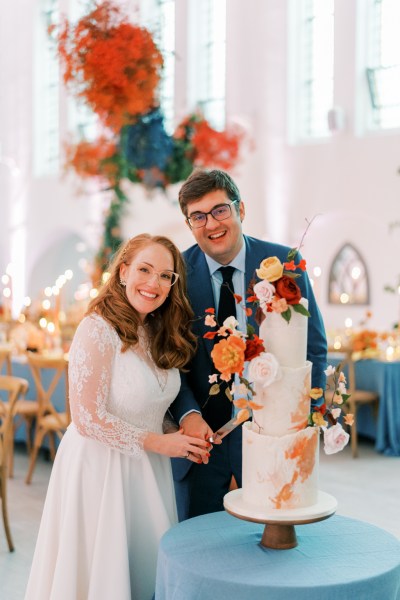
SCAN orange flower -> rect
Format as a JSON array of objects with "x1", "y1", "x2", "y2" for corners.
[
  {"x1": 211, "y1": 335, "x2": 246, "y2": 378},
  {"x1": 344, "y1": 413, "x2": 354, "y2": 426}
]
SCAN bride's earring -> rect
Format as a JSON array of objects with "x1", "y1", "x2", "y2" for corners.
[{"x1": 120, "y1": 279, "x2": 126, "y2": 286}]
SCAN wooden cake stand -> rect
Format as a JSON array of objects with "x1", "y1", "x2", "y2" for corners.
[{"x1": 224, "y1": 489, "x2": 337, "y2": 550}]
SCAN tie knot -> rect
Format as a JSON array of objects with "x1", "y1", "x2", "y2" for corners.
[{"x1": 218, "y1": 266, "x2": 235, "y2": 284}]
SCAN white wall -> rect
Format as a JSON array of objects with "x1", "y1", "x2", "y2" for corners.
[{"x1": 1, "y1": 0, "x2": 400, "y2": 331}]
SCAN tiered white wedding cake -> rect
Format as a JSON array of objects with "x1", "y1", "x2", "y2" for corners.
[{"x1": 242, "y1": 298, "x2": 320, "y2": 512}]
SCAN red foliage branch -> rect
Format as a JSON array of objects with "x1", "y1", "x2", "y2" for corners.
[{"x1": 56, "y1": 1, "x2": 163, "y2": 131}]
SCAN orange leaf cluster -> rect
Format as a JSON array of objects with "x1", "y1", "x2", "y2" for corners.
[
  {"x1": 191, "y1": 119, "x2": 243, "y2": 171},
  {"x1": 58, "y1": 2, "x2": 163, "y2": 131},
  {"x1": 65, "y1": 138, "x2": 117, "y2": 183}
]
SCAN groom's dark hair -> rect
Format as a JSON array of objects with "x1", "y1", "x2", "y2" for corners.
[{"x1": 178, "y1": 169, "x2": 241, "y2": 216}]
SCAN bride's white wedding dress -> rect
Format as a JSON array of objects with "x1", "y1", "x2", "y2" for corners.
[{"x1": 25, "y1": 314, "x2": 180, "y2": 600}]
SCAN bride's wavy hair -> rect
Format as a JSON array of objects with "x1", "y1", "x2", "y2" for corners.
[{"x1": 88, "y1": 234, "x2": 197, "y2": 370}]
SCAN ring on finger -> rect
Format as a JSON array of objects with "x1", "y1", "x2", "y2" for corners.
[{"x1": 185, "y1": 451, "x2": 190, "y2": 459}]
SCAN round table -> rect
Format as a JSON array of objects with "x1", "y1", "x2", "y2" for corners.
[{"x1": 155, "y1": 512, "x2": 400, "y2": 600}]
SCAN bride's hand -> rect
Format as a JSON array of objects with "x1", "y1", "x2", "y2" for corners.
[{"x1": 162, "y1": 429, "x2": 212, "y2": 463}]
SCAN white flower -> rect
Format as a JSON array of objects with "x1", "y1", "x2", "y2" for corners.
[
  {"x1": 338, "y1": 381, "x2": 347, "y2": 395},
  {"x1": 253, "y1": 279, "x2": 275, "y2": 304},
  {"x1": 222, "y1": 316, "x2": 239, "y2": 331},
  {"x1": 249, "y1": 352, "x2": 280, "y2": 388},
  {"x1": 231, "y1": 383, "x2": 248, "y2": 396},
  {"x1": 205, "y1": 314, "x2": 217, "y2": 327},
  {"x1": 331, "y1": 408, "x2": 341, "y2": 420},
  {"x1": 208, "y1": 374, "x2": 218, "y2": 384},
  {"x1": 323, "y1": 423, "x2": 350, "y2": 455},
  {"x1": 324, "y1": 365, "x2": 335, "y2": 376}
]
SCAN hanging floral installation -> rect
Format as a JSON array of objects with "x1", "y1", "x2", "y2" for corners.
[{"x1": 54, "y1": 1, "x2": 244, "y2": 283}]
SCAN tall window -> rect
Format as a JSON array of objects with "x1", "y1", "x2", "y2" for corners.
[
  {"x1": 140, "y1": 0, "x2": 176, "y2": 133},
  {"x1": 289, "y1": 0, "x2": 334, "y2": 141},
  {"x1": 156, "y1": 0, "x2": 175, "y2": 133},
  {"x1": 365, "y1": 0, "x2": 400, "y2": 130},
  {"x1": 34, "y1": 0, "x2": 60, "y2": 176},
  {"x1": 68, "y1": 0, "x2": 99, "y2": 141},
  {"x1": 188, "y1": 0, "x2": 226, "y2": 130}
]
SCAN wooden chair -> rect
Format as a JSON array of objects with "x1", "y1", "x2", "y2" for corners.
[
  {"x1": 25, "y1": 354, "x2": 70, "y2": 485},
  {"x1": 0, "y1": 349, "x2": 12, "y2": 376},
  {"x1": 0, "y1": 367, "x2": 36, "y2": 477},
  {"x1": 328, "y1": 348, "x2": 379, "y2": 458},
  {"x1": 0, "y1": 375, "x2": 29, "y2": 552}
]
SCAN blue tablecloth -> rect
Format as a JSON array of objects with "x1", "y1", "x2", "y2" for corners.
[
  {"x1": 328, "y1": 357, "x2": 400, "y2": 457},
  {"x1": 156, "y1": 512, "x2": 400, "y2": 600}
]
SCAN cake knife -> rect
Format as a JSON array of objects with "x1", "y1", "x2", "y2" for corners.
[{"x1": 208, "y1": 415, "x2": 244, "y2": 443}]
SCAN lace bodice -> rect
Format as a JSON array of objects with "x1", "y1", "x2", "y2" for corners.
[{"x1": 68, "y1": 314, "x2": 180, "y2": 458}]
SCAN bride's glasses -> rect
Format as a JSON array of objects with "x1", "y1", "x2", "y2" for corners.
[{"x1": 134, "y1": 264, "x2": 179, "y2": 288}]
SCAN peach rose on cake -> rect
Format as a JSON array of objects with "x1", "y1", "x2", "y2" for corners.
[
  {"x1": 249, "y1": 352, "x2": 280, "y2": 388},
  {"x1": 256, "y1": 257, "x2": 284, "y2": 282}
]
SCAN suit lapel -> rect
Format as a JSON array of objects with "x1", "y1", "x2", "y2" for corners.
[{"x1": 186, "y1": 250, "x2": 216, "y2": 360}]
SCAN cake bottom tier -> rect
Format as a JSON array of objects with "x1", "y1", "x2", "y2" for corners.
[{"x1": 242, "y1": 422, "x2": 319, "y2": 511}]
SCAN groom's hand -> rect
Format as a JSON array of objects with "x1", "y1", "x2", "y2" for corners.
[{"x1": 180, "y1": 413, "x2": 213, "y2": 462}]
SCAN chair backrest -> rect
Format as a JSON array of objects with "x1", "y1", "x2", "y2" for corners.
[
  {"x1": 0, "y1": 376, "x2": 29, "y2": 451},
  {"x1": 0, "y1": 349, "x2": 12, "y2": 376},
  {"x1": 328, "y1": 347, "x2": 357, "y2": 394},
  {"x1": 26, "y1": 353, "x2": 70, "y2": 424}
]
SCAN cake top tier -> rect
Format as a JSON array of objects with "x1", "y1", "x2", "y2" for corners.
[{"x1": 260, "y1": 298, "x2": 309, "y2": 368}]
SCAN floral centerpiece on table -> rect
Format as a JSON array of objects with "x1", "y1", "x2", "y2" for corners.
[{"x1": 350, "y1": 329, "x2": 380, "y2": 357}]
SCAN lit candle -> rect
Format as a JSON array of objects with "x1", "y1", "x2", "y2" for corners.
[
  {"x1": 386, "y1": 346, "x2": 394, "y2": 362},
  {"x1": 312, "y1": 266, "x2": 322, "y2": 303}
]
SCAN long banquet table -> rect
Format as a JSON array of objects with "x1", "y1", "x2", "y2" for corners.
[
  {"x1": 3, "y1": 355, "x2": 400, "y2": 456},
  {"x1": 328, "y1": 356, "x2": 400, "y2": 457},
  {"x1": 156, "y1": 511, "x2": 400, "y2": 600}
]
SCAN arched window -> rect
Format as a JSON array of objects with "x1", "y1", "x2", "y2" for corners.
[{"x1": 328, "y1": 244, "x2": 370, "y2": 305}]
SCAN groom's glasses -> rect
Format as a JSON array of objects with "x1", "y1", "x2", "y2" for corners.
[{"x1": 186, "y1": 201, "x2": 238, "y2": 229}]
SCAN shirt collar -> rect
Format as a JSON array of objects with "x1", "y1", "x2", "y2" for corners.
[{"x1": 205, "y1": 238, "x2": 246, "y2": 276}]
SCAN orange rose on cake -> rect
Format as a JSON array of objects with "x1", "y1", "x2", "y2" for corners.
[{"x1": 211, "y1": 335, "x2": 246, "y2": 380}]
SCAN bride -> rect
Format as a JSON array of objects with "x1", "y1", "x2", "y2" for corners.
[{"x1": 25, "y1": 234, "x2": 211, "y2": 600}]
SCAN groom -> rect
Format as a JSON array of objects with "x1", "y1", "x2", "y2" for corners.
[{"x1": 169, "y1": 169, "x2": 327, "y2": 521}]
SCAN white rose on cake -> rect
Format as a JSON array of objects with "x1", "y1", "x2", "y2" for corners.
[
  {"x1": 249, "y1": 352, "x2": 281, "y2": 388},
  {"x1": 323, "y1": 423, "x2": 350, "y2": 455}
]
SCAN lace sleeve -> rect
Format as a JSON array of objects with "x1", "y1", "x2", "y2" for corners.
[{"x1": 68, "y1": 314, "x2": 146, "y2": 457}]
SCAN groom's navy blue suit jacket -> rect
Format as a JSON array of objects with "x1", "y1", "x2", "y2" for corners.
[{"x1": 169, "y1": 235, "x2": 327, "y2": 482}]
